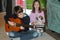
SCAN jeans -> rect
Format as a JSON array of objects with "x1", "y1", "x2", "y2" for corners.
[{"x1": 9, "y1": 30, "x2": 38, "y2": 40}]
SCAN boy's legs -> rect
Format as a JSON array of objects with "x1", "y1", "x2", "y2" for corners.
[
  {"x1": 9, "y1": 31, "x2": 21, "y2": 40},
  {"x1": 8, "y1": 30, "x2": 38, "y2": 40},
  {"x1": 27, "y1": 29, "x2": 38, "y2": 38}
]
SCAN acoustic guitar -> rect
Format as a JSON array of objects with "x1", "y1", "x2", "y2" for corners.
[{"x1": 5, "y1": 17, "x2": 33, "y2": 32}]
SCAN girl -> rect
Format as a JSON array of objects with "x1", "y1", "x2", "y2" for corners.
[{"x1": 30, "y1": 0, "x2": 45, "y2": 36}]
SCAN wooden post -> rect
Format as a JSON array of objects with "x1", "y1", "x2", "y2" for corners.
[{"x1": 6, "y1": 0, "x2": 12, "y2": 16}]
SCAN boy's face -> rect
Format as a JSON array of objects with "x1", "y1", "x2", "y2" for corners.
[{"x1": 17, "y1": 12, "x2": 24, "y2": 18}]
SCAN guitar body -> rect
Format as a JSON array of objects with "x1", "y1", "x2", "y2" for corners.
[
  {"x1": 5, "y1": 17, "x2": 24, "y2": 32},
  {"x1": 5, "y1": 17, "x2": 31, "y2": 32},
  {"x1": 5, "y1": 14, "x2": 30, "y2": 32}
]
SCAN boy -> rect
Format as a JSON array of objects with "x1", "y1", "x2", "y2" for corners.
[
  {"x1": 4, "y1": 6, "x2": 30, "y2": 40},
  {"x1": 4, "y1": 6, "x2": 38, "y2": 40}
]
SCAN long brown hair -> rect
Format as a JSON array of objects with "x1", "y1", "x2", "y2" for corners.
[{"x1": 32, "y1": 0, "x2": 41, "y2": 13}]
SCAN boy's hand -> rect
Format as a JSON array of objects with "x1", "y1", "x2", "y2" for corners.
[
  {"x1": 20, "y1": 26, "x2": 25, "y2": 30},
  {"x1": 8, "y1": 21, "x2": 16, "y2": 26}
]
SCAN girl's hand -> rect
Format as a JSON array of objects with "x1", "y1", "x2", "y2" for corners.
[
  {"x1": 32, "y1": 22, "x2": 37, "y2": 26},
  {"x1": 8, "y1": 21, "x2": 16, "y2": 26},
  {"x1": 20, "y1": 26, "x2": 25, "y2": 30},
  {"x1": 32, "y1": 22, "x2": 37, "y2": 28}
]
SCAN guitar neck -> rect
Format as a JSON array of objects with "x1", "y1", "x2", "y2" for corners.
[{"x1": 16, "y1": 23, "x2": 33, "y2": 28}]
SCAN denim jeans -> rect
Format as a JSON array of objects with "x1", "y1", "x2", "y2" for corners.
[{"x1": 9, "y1": 30, "x2": 38, "y2": 40}]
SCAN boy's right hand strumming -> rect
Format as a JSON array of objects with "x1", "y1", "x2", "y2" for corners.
[
  {"x1": 20, "y1": 26, "x2": 25, "y2": 30},
  {"x1": 8, "y1": 21, "x2": 16, "y2": 26}
]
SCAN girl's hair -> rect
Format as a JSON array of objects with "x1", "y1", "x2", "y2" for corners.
[
  {"x1": 13, "y1": 6, "x2": 23, "y2": 14},
  {"x1": 32, "y1": 0, "x2": 41, "y2": 13}
]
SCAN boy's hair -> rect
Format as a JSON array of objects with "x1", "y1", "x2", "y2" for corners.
[{"x1": 13, "y1": 6, "x2": 23, "y2": 14}]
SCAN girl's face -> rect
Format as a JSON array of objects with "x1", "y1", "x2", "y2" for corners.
[
  {"x1": 34, "y1": 2, "x2": 39, "y2": 10},
  {"x1": 17, "y1": 12, "x2": 24, "y2": 18}
]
